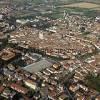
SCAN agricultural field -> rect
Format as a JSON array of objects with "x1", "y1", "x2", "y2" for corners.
[
  {"x1": 0, "y1": 0, "x2": 100, "y2": 19},
  {"x1": 59, "y1": 2, "x2": 100, "y2": 10},
  {"x1": 60, "y1": 0, "x2": 100, "y2": 4},
  {"x1": 58, "y1": 2, "x2": 100, "y2": 9},
  {"x1": 51, "y1": 1, "x2": 100, "y2": 19}
]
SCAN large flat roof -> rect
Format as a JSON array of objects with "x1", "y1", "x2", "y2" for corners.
[{"x1": 23, "y1": 59, "x2": 53, "y2": 73}]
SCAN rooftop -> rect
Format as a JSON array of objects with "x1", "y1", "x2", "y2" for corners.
[
  {"x1": 23, "y1": 59, "x2": 53, "y2": 73},
  {"x1": 0, "y1": 48, "x2": 16, "y2": 61}
]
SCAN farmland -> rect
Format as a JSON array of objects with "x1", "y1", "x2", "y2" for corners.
[
  {"x1": 51, "y1": 2, "x2": 100, "y2": 19},
  {"x1": 58, "y1": 2, "x2": 100, "y2": 9},
  {"x1": 0, "y1": 0, "x2": 100, "y2": 19}
]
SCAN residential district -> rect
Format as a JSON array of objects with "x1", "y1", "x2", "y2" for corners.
[{"x1": 0, "y1": 6, "x2": 100, "y2": 100}]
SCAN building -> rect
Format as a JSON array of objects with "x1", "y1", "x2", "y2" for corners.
[
  {"x1": 0, "y1": 86, "x2": 4, "y2": 93},
  {"x1": 39, "y1": 32, "x2": 44, "y2": 40},
  {"x1": 0, "y1": 48, "x2": 16, "y2": 62},
  {"x1": 23, "y1": 59, "x2": 53, "y2": 73},
  {"x1": 4, "y1": 70, "x2": 14, "y2": 78},
  {"x1": 58, "y1": 93, "x2": 69, "y2": 100},
  {"x1": 10, "y1": 83, "x2": 29, "y2": 94},
  {"x1": 1, "y1": 88, "x2": 16, "y2": 99},
  {"x1": 24, "y1": 79, "x2": 37, "y2": 90}
]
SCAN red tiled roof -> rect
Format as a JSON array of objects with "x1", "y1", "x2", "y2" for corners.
[
  {"x1": 10, "y1": 83, "x2": 28, "y2": 94},
  {"x1": 0, "y1": 86, "x2": 4, "y2": 93}
]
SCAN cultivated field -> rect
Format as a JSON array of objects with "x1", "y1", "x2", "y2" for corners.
[{"x1": 58, "y1": 2, "x2": 100, "y2": 9}]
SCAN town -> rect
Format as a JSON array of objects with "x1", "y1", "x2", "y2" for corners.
[{"x1": 0, "y1": 0, "x2": 100, "y2": 100}]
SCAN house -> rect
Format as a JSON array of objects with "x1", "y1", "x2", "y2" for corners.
[
  {"x1": 10, "y1": 83, "x2": 29, "y2": 94},
  {"x1": 7, "y1": 64, "x2": 16, "y2": 71},
  {"x1": 42, "y1": 69, "x2": 51, "y2": 76},
  {"x1": 1, "y1": 88, "x2": 16, "y2": 99},
  {"x1": 0, "y1": 48, "x2": 16, "y2": 62},
  {"x1": 95, "y1": 95, "x2": 100, "y2": 100},
  {"x1": 31, "y1": 74, "x2": 38, "y2": 81},
  {"x1": 0, "y1": 86, "x2": 4, "y2": 93},
  {"x1": 4, "y1": 70, "x2": 14, "y2": 78},
  {"x1": 69, "y1": 84, "x2": 79, "y2": 92},
  {"x1": 48, "y1": 90, "x2": 57, "y2": 100},
  {"x1": 58, "y1": 93, "x2": 69, "y2": 100},
  {"x1": 24, "y1": 79, "x2": 37, "y2": 90},
  {"x1": 52, "y1": 63, "x2": 61, "y2": 70}
]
